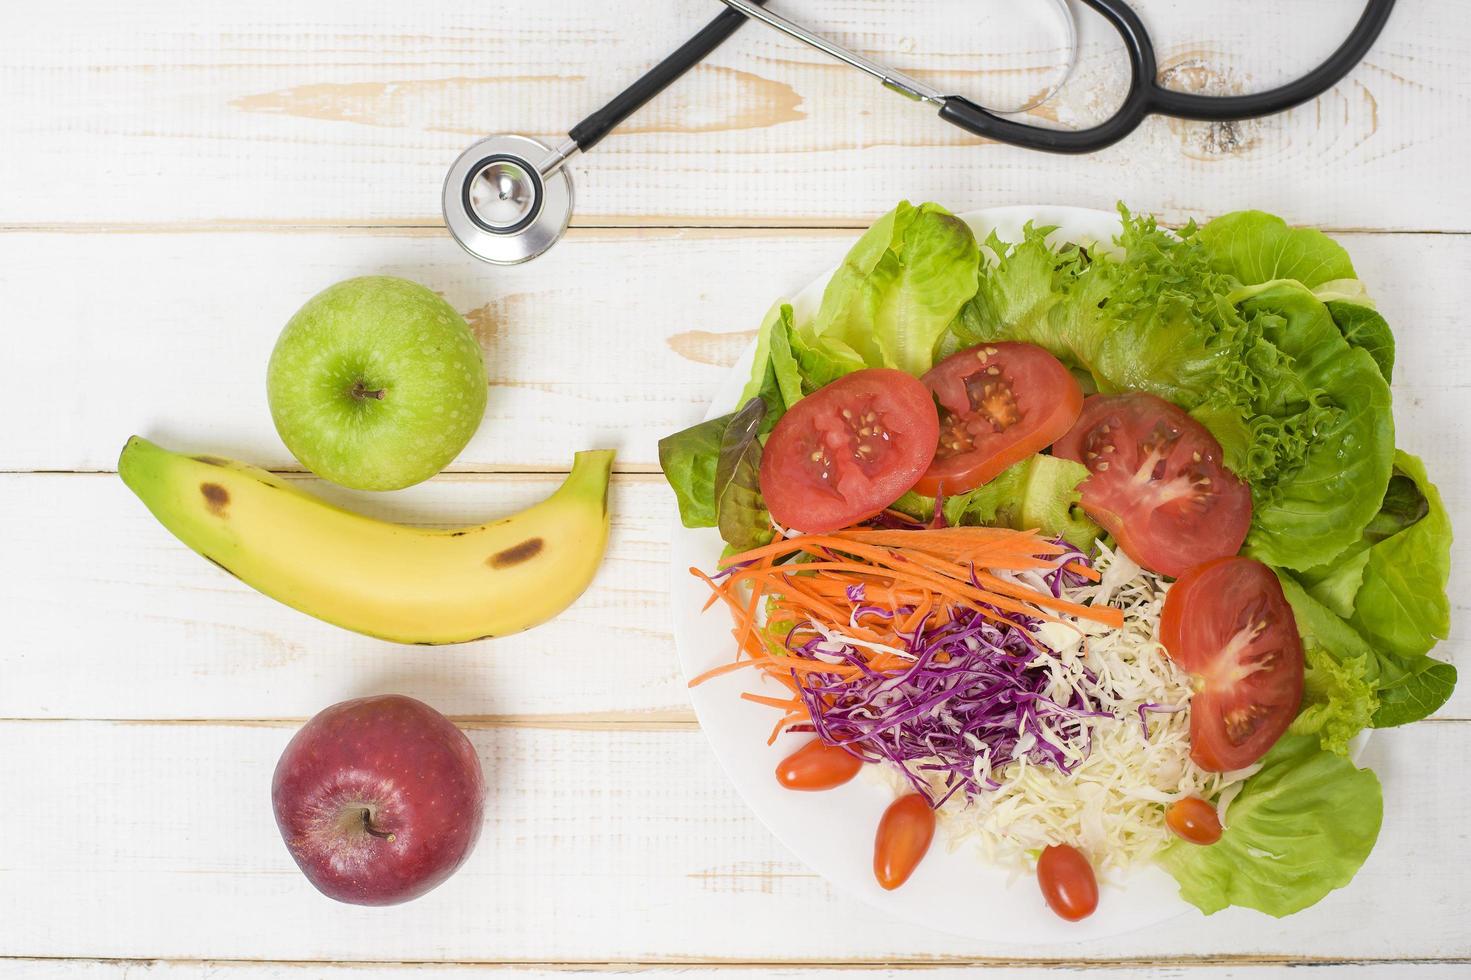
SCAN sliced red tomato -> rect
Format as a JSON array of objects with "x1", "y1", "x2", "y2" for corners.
[
  {"x1": 1052, "y1": 392, "x2": 1251, "y2": 577},
  {"x1": 1160, "y1": 557, "x2": 1304, "y2": 772},
  {"x1": 760, "y1": 368, "x2": 938, "y2": 533},
  {"x1": 912, "y1": 343, "x2": 1082, "y2": 498}
]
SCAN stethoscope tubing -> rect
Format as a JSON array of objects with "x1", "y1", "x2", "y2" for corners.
[
  {"x1": 540, "y1": 0, "x2": 768, "y2": 179},
  {"x1": 446, "y1": 0, "x2": 1399, "y2": 264},
  {"x1": 937, "y1": 0, "x2": 1397, "y2": 154},
  {"x1": 540, "y1": 0, "x2": 1396, "y2": 167}
]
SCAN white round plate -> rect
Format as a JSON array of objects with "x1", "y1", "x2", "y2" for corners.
[{"x1": 672, "y1": 207, "x2": 1189, "y2": 944}]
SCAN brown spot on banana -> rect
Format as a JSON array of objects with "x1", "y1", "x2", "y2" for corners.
[
  {"x1": 200, "y1": 482, "x2": 230, "y2": 516},
  {"x1": 487, "y1": 537, "x2": 544, "y2": 568}
]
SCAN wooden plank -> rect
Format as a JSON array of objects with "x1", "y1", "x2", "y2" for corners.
[
  {"x1": 3, "y1": 469, "x2": 1464, "y2": 722},
  {"x1": 1, "y1": 1, "x2": 1466, "y2": 231},
  {"x1": 6, "y1": 960, "x2": 1470, "y2": 978},
  {"x1": 0, "y1": 720, "x2": 1464, "y2": 962},
  {"x1": 2, "y1": 228, "x2": 1467, "y2": 475},
  {"x1": 0, "y1": 226, "x2": 828, "y2": 474},
  {"x1": 0, "y1": 472, "x2": 687, "y2": 722}
]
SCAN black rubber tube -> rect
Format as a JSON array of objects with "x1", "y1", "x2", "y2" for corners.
[
  {"x1": 567, "y1": 1, "x2": 767, "y2": 154},
  {"x1": 1148, "y1": 0, "x2": 1396, "y2": 121},
  {"x1": 938, "y1": 0, "x2": 1395, "y2": 155}
]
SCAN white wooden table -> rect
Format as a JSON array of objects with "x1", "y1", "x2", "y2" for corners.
[{"x1": 3, "y1": 1, "x2": 1468, "y2": 976}]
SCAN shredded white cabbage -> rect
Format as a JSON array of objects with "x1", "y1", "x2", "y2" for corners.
[{"x1": 890, "y1": 543, "x2": 1252, "y2": 878}]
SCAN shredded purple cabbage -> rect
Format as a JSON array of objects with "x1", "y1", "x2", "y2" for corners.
[
  {"x1": 1136, "y1": 701, "x2": 1186, "y2": 740},
  {"x1": 778, "y1": 548, "x2": 1115, "y2": 808}
]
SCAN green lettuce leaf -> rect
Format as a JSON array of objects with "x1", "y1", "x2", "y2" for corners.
[
  {"x1": 1279, "y1": 573, "x2": 1456, "y2": 729},
  {"x1": 887, "y1": 490, "x2": 935, "y2": 524},
  {"x1": 1233, "y1": 282, "x2": 1394, "y2": 570},
  {"x1": 766, "y1": 308, "x2": 805, "y2": 411},
  {"x1": 1373, "y1": 657, "x2": 1458, "y2": 729},
  {"x1": 739, "y1": 302, "x2": 782, "y2": 406},
  {"x1": 808, "y1": 201, "x2": 981, "y2": 376},
  {"x1": 1298, "y1": 451, "x2": 1450, "y2": 659},
  {"x1": 713, "y1": 397, "x2": 774, "y2": 551},
  {"x1": 1346, "y1": 452, "x2": 1452, "y2": 659},
  {"x1": 789, "y1": 328, "x2": 865, "y2": 392},
  {"x1": 658, "y1": 413, "x2": 732, "y2": 528},
  {"x1": 739, "y1": 304, "x2": 793, "y2": 418},
  {"x1": 1326, "y1": 300, "x2": 1394, "y2": 382},
  {"x1": 1158, "y1": 734, "x2": 1382, "y2": 917},
  {"x1": 1199, "y1": 210, "x2": 1357, "y2": 288},
  {"x1": 941, "y1": 455, "x2": 1101, "y2": 550},
  {"x1": 744, "y1": 302, "x2": 866, "y2": 416}
]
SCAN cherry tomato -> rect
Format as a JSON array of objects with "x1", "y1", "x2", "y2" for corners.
[
  {"x1": 1036, "y1": 844, "x2": 1098, "y2": 921},
  {"x1": 760, "y1": 368, "x2": 939, "y2": 533},
  {"x1": 775, "y1": 739, "x2": 863, "y2": 791},
  {"x1": 873, "y1": 793, "x2": 936, "y2": 891},
  {"x1": 1160, "y1": 556, "x2": 1304, "y2": 772},
  {"x1": 912, "y1": 342, "x2": 1083, "y2": 497},
  {"x1": 1166, "y1": 797, "x2": 1224, "y2": 845},
  {"x1": 1052, "y1": 392, "x2": 1252, "y2": 578}
]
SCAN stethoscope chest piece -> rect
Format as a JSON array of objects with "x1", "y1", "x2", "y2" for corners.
[{"x1": 443, "y1": 135, "x2": 573, "y2": 266}]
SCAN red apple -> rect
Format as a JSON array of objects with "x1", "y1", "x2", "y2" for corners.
[{"x1": 271, "y1": 694, "x2": 485, "y2": 905}]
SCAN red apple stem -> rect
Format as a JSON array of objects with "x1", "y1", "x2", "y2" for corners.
[
  {"x1": 350, "y1": 381, "x2": 386, "y2": 401},
  {"x1": 360, "y1": 808, "x2": 397, "y2": 842}
]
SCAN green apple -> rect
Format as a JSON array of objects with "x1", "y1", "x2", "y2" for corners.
[{"x1": 267, "y1": 276, "x2": 488, "y2": 491}]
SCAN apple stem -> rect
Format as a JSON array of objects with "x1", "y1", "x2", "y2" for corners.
[
  {"x1": 350, "y1": 380, "x2": 386, "y2": 401},
  {"x1": 360, "y1": 808, "x2": 397, "y2": 842}
]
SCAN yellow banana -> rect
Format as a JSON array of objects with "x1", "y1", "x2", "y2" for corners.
[{"x1": 118, "y1": 437, "x2": 614, "y2": 644}]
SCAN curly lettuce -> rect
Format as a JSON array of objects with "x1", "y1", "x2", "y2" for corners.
[
  {"x1": 1289, "y1": 644, "x2": 1377, "y2": 757},
  {"x1": 949, "y1": 209, "x2": 1397, "y2": 572}
]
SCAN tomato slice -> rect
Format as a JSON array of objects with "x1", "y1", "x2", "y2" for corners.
[
  {"x1": 1160, "y1": 557, "x2": 1304, "y2": 772},
  {"x1": 1052, "y1": 392, "x2": 1251, "y2": 577},
  {"x1": 912, "y1": 343, "x2": 1082, "y2": 497},
  {"x1": 760, "y1": 368, "x2": 938, "y2": 533}
]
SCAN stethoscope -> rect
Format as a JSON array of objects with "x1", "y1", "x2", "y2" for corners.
[{"x1": 444, "y1": 0, "x2": 1396, "y2": 266}]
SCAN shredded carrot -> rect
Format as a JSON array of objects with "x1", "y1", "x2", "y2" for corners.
[
  {"x1": 690, "y1": 524, "x2": 1124, "y2": 742},
  {"x1": 1063, "y1": 560, "x2": 1102, "y2": 583},
  {"x1": 741, "y1": 692, "x2": 802, "y2": 710}
]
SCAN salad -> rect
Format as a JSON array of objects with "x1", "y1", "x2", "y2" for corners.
[{"x1": 659, "y1": 202, "x2": 1454, "y2": 921}]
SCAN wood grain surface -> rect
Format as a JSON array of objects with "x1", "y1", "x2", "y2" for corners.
[{"x1": 2, "y1": 0, "x2": 1466, "y2": 974}]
